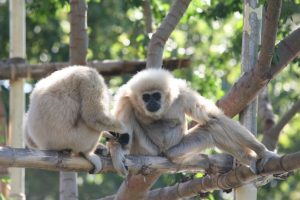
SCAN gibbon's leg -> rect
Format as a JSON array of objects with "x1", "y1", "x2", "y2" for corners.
[
  {"x1": 182, "y1": 90, "x2": 278, "y2": 172},
  {"x1": 205, "y1": 116, "x2": 278, "y2": 173},
  {"x1": 165, "y1": 125, "x2": 215, "y2": 164}
]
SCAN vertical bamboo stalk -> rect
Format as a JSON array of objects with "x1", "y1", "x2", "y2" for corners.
[
  {"x1": 234, "y1": 1, "x2": 262, "y2": 200},
  {"x1": 59, "y1": 0, "x2": 87, "y2": 199},
  {"x1": 8, "y1": 0, "x2": 26, "y2": 200},
  {"x1": 0, "y1": 88, "x2": 9, "y2": 198}
]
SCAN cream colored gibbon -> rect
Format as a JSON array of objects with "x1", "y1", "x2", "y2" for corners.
[
  {"x1": 25, "y1": 66, "x2": 128, "y2": 173},
  {"x1": 108, "y1": 68, "x2": 278, "y2": 176}
]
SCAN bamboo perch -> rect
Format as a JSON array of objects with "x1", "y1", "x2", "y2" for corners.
[
  {"x1": 0, "y1": 58, "x2": 190, "y2": 80},
  {"x1": 0, "y1": 146, "x2": 299, "y2": 178},
  {"x1": 0, "y1": 147, "x2": 234, "y2": 174}
]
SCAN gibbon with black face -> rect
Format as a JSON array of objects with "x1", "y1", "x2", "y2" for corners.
[
  {"x1": 109, "y1": 68, "x2": 278, "y2": 176},
  {"x1": 24, "y1": 66, "x2": 127, "y2": 173}
]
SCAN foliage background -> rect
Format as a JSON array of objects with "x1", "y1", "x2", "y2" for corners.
[{"x1": 0, "y1": 0, "x2": 300, "y2": 199}]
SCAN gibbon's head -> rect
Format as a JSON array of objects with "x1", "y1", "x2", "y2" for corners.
[{"x1": 122, "y1": 68, "x2": 185, "y2": 119}]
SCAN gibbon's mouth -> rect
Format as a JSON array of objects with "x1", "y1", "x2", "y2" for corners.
[{"x1": 146, "y1": 103, "x2": 160, "y2": 112}]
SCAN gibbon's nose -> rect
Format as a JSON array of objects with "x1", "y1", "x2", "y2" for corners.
[{"x1": 146, "y1": 102, "x2": 160, "y2": 112}]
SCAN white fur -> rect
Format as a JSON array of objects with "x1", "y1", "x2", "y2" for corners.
[
  {"x1": 25, "y1": 66, "x2": 126, "y2": 173},
  {"x1": 109, "y1": 68, "x2": 278, "y2": 175}
]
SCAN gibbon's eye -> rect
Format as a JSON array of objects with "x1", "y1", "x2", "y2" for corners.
[
  {"x1": 152, "y1": 92, "x2": 161, "y2": 101},
  {"x1": 142, "y1": 93, "x2": 151, "y2": 102}
]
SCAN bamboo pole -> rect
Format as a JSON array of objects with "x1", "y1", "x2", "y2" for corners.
[
  {"x1": 0, "y1": 88, "x2": 9, "y2": 198},
  {"x1": 8, "y1": 0, "x2": 26, "y2": 199},
  {"x1": 234, "y1": 1, "x2": 262, "y2": 200}
]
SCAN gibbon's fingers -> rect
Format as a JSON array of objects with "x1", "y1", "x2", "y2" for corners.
[
  {"x1": 255, "y1": 150, "x2": 280, "y2": 174},
  {"x1": 102, "y1": 131, "x2": 116, "y2": 140}
]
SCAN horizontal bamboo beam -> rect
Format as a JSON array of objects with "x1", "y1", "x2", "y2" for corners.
[
  {"x1": 0, "y1": 58, "x2": 191, "y2": 80},
  {"x1": 0, "y1": 147, "x2": 232, "y2": 174}
]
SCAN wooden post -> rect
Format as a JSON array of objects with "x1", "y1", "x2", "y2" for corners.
[
  {"x1": 234, "y1": 1, "x2": 262, "y2": 200},
  {"x1": 8, "y1": 0, "x2": 26, "y2": 199},
  {"x1": 59, "y1": 0, "x2": 87, "y2": 199}
]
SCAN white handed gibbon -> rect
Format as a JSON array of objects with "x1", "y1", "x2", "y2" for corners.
[
  {"x1": 108, "y1": 68, "x2": 278, "y2": 176},
  {"x1": 24, "y1": 66, "x2": 128, "y2": 173}
]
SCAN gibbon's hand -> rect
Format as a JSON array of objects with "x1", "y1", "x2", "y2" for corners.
[{"x1": 103, "y1": 131, "x2": 130, "y2": 177}]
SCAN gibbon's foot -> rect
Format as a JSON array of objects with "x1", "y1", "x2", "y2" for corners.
[
  {"x1": 251, "y1": 150, "x2": 279, "y2": 174},
  {"x1": 94, "y1": 143, "x2": 109, "y2": 156},
  {"x1": 80, "y1": 152, "x2": 102, "y2": 174}
]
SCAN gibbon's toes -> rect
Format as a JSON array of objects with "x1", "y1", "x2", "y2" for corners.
[
  {"x1": 82, "y1": 152, "x2": 102, "y2": 174},
  {"x1": 94, "y1": 143, "x2": 109, "y2": 156}
]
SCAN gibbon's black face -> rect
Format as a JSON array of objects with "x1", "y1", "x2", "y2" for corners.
[{"x1": 142, "y1": 91, "x2": 161, "y2": 112}]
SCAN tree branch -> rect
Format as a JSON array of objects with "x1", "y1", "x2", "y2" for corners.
[
  {"x1": 256, "y1": 0, "x2": 282, "y2": 75},
  {"x1": 146, "y1": 0, "x2": 191, "y2": 68},
  {"x1": 262, "y1": 98, "x2": 300, "y2": 151},
  {"x1": 142, "y1": 0, "x2": 153, "y2": 34},
  {"x1": 145, "y1": 152, "x2": 299, "y2": 200},
  {"x1": 217, "y1": 27, "x2": 300, "y2": 117},
  {"x1": 258, "y1": 87, "x2": 276, "y2": 133},
  {"x1": 0, "y1": 58, "x2": 190, "y2": 80}
]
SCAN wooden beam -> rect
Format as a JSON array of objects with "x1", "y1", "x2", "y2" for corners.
[{"x1": 0, "y1": 58, "x2": 191, "y2": 80}]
